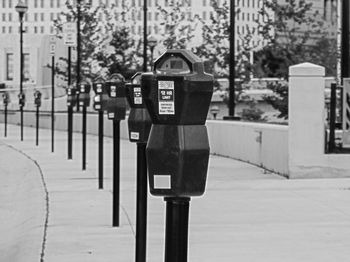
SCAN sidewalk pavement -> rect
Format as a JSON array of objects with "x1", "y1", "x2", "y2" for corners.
[{"x1": 1, "y1": 123, "x2": 350, "y2": 262}]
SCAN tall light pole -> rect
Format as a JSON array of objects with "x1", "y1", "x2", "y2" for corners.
[
  {"x1": 15, "y1": 0, "x2": 28, "y2": 141},
  {"x1": 76, "y1": 0, "x2": 81, "y2": 112},
  {"x1": 148, "y1": 35, "x2": 157, "y2": 70},
  {"x1": 143, "y1": 0, "x2": 148, "y2": 72}
]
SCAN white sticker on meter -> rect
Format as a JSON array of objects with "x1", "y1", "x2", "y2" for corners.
[
  {"x1": 108, "y1": 112, "x2": 115, "y2": 118},
  {"x1": 154, "y1": 175, "x2": 171, "y2": 189},
  {"x1": 130, "y1": 132, "x2": 139, "y2": 140},
  {"x1": 133, "y1": 87, "x2": 142, "y2": 105},
  {"x1": 158, "y1": 81, "x2": 175, "y2": 115}
]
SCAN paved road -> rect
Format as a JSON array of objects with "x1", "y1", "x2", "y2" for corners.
[{"x1": 1, "y1": 123, "x2": 350, "y2": 262}]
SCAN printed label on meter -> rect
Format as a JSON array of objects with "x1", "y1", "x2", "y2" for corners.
[
  {"x1": 158, "y1": 81, "x2": 175, "y2": 115},
  {"x1": 133, "y1": 87, "x2": 142, "y2": 105}
]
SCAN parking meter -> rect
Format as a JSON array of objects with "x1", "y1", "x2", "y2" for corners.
[
  {"x1": 125, "y1": 72, "x2": 152, "y2": 143},
  {"x1": 67, "y1": 85, "x2": 78, "y2": 107},
  {"x1": 34, "y1": 90, "x2": 42, "y2": 107},
  {"x1": 92, "y1": 76, "x2": 109, "y2": 111},
  {"x1": 105, "y1": 73, "x2": 126, "y2": 120},
  {"x1": 18, "y1": 92, "x2": 25, "y2": 108},
  {"x1": 141, "y1": 49, "x2": 213, "y2": 197},
  {"x1": 78, "y1": 80, "x2": 91, "y2": 107},
  {"x1": 2, "y1": 92, "x2": 10, "y2": 106},
  {"x1": 141, "y1": 49, "x2": 213, "y2": 262}
]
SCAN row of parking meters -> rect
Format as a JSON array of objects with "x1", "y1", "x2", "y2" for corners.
[
  {"x1": 2, "y1": 91, "x2": 42, "y2": 108},
  {"x1": 65, "y1": 49, "x2": 213, "y2": 199}
]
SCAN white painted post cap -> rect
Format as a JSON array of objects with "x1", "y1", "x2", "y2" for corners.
[{"x1": 289, "y1": 62, "x2": 325, "y2": 77}]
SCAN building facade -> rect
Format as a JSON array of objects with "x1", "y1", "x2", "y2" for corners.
[{"x1": 0, "y1": 0, "x2": 334, "y2": 87}]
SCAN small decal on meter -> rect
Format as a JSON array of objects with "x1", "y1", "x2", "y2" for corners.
[
  {"x1": 154, "y1": 175, "x2": 171, "y2": 189},
  {"x1": 133, "y1": 87, "x2": 142, "y2": 105},
  {"x1": 158, "y1": 81, "x2": 175, "y2": 115}
]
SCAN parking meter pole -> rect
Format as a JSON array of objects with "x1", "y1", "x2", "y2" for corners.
[
  {"x1": 136, "y1": 143, "x2": 148, "y2": 262},
  {"x1": 68, "y1": 107, "x2": 73, "y2": 159},
  {"x1": 113, "y1": 119, "x2": 120, "y2": 227},
  {"x1": 164, "y1": 197, "x2": 190, "y2": 262},
  {"x1": 82, "y1": 106, "x2": 87, "y2": 170},
  {"x1": 20, "y1": 105, "x2": 23, "y2": 141},
  {"x1": 36, "y1": 106, "x2": 39, "y2": 146},
  {"x1": 51, "y1": 55, "x2": 55, "y2": 153},
  {"x1": 98, "y1": 111, "x2": 104, "y2": 189},
  {"x1": 4, "y1": 105, "x2": 7, "y2": 137},
  {"x1": 67, "y1": 47, "x2": 73, "y2": 160},
  {"x1": 328, "y1": 83, "x2": 337, "y2": 153}
]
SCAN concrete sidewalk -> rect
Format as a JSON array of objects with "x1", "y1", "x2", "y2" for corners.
[{"x1": 1, "y1": 123, "x2": 350, "y2": 262}]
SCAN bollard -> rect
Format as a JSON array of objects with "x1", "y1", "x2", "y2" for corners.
[{"x1": 34, "y1": 90, "x2": 42, "y2": 146}]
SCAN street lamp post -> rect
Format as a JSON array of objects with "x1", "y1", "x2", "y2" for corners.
[
  {"x1": 15, "y1": 0, "x2": 28, "y2": 141},
  {"x1": 148, "y1": 35, "x2": 157, "y2": 70}
]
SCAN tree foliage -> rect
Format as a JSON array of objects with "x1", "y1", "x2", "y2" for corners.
[{"x1": 157, "y1": 0, "x2": 198, "y2": 49}]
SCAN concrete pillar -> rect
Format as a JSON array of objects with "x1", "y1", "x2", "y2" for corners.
[{"x1": 288, "y1": 62, "x2": 325, "y2": 178}]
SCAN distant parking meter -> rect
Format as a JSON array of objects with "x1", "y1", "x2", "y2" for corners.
[
  {"x1": 105, "y1": 73, "x2": 126, "y2": 120},
  {"x1": 92, "y1": 76, "x2": 109, "y2": 111},
  {"x1": 34, "y1": 90, "x2": 42, "y2": 107},
  {"x1": 18, "y1": 92, "x2": 25, "y2": 108},
  {"x1": 67, "y1": 85, "x2": 78, "y2": 107},
  {"x1": 125, "y1": 72, "x2": 152, "y2": 143},
  {"x1": 78, "y1": 80, "x2": 91, "y2": 107},
  {"x1": 2, "y1": 92, "x2": 10, "y2": 106},
  {"x1": 141, "y1": 49, "x2": 213, "y2": 197}
]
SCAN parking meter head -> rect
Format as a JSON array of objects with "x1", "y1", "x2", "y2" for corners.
[
  {"x1": 67, "y1": 85, "x2": 78, "y2": 107},
  {"x1": 105, "y1": 73, "x2": 126, "y2": 120},
  {"x1": 141, "y1": 49, "x2": 214, "y2": 125},
  {"x1": 34, "y1": 90, "x2": 42, "y2": 107},
  {"x1": 78, "y1": 80, "x2": 91, "y2": 107},
  {"x1": 92, "y1": 76, "x2": 107, "y2": 95},
  {"x1": 2, "y1": 92, "x2": 9, "y2": 105},
  {"x1": 92, "y1": 77, "x2": 109, "y2": 111},
  {"x1": 18, "y1": 92, "x2": 26, "y2": 108},
  {"x1": 125, "y1": 72, "x2": 143, "y2": 108}
]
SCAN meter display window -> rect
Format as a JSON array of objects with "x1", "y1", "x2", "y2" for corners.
[{"x1": 156, "y1": 55, "x2": 191, "y2": 74}]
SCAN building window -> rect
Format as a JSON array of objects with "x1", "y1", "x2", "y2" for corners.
[
  {"x1": 203, "y1": 0, "x2": 206, "y2": 6},
  {"x1": 57, "y1": 0, "x2": 61, "y2": 7},
  {"x1": 203, "y1": 11, "x2": 206, "y2": 20},
  {"x1": 6, "y1": 53, "x2": 14, "y2": 81},
  {"x1": 34, "y1": 13, "x2": 38, "y2": 21},
  {"x1": 9, "y1": 26, "x2": 12, "y2": 33},
  {"x1": 2, "y1": 13, "x2": 6, "y2": 22},
  {"x1": 9, "y1": 0, "x2": 12, "y2": 8},
  {"x1": 41, "y1": 13, "x2": 44, "y2": 21},
  {"x1": 2, "y1": 0, "x2": 5, "y2": 8},
  {"x1": 34, "y1": 26, "x2": 38, "y2": 33},
  {"x1": 2, "y1": 27, "x2": 5, "y2": 33},
  {"x1": 34, "y1": 0, "x2": 38, "y2": 7},
  {"x1": 8, "y1": 13, "x2": 12, "y2": 22},
  {"x1": 40, "y1": 26, "x2": 44, "y2": 34},
  {"x1": 40, "y1": 0, "x2": 44, "y2": 8}
]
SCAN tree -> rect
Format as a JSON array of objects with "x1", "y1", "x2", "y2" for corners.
[
  {"x1": 156, "y1": 0, "x2": 198, "y2": 50},
  {"x1": 254, "y1": 0, "x2": 337, "y2": 119},
  {"x1": 54, "y1": 1, "x2": 106, "y2": 82}
]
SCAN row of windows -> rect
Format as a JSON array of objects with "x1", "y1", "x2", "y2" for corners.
[
  {"x1": 1, "y1": 25, "x2": 55, "y2": 34},
  {"x1": 1, "y1": 0, "x2": 62, "y2": 8},
  {"x1": 1, "y1": 12, "x2": 60, "y2": 22},
  {"x1": 5, "y1": 53, "x2": 30, "y2": 81}
]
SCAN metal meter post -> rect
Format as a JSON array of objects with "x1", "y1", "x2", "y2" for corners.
[
  {"x1": 125, "y1": 72, "x2": 152, "y2": 262},
  {"x1": 141, "y1": 50, "x2": 214, "y2": 262},
  {"x1": 49, "y1": 35, "x2": 56, "y2": 153},
  {"x1": 92, "y1": 76, "x2": 109, "y2": 189},
  {"x1": 67, "y1": 85, "x2": 77, "y2": 159},
  {"x1": 2, "y1": 92, "x2": 9, "y2": 137},
  {"x1": 78, "y1": 80, "x2": 91, "y2": 171},
  {"x1": 18, "y1": 92, "x2": 25, "y2": 140},
  {"x1": 106, "y1": 73, "x2": 126, "y2": 227},
  {"x1": 34, "y1": 90, "x2": 42, "y2": 146}
]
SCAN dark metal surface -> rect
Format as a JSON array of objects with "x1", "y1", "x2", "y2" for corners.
[
  {"x1": 98, "y1": 111, "x2": 104, "y2": 189},
  {"x1": 4, "y1": 105, "x2": 7, "y2": 137},
  {"x1": 143, "y1": 0, "x2": 147, "y2": 72},
  {"x1": 113, "y1": 120, "x2": 120, "y2": 227},
  {"x1": 82, "y1": 106, "x2": 87, "y2": 170},
  {"x1": 328, "y1": 83, "x2": 337, "y2": 153},
  {"x1": 51, "y1": 56, "x2": 55, "y2": 153},
  {"x1": 36, "y1": 106, "x2": 39, "y2": 146},
  {"x1": 229, "y1": 0, "x2": 236, "y2": 117},
  {"x1": 135, "y1": 143, "x2": 148, "y2": 262},
  {"x1": 67, "y1": 47, "x2": 73, "y2": 160},
  {"x1": 164, "y1": 197, "x2": 190, "y2": 262}
]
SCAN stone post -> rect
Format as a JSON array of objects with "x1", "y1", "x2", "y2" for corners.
[{"x1": 288, "y1": 63, "x2": 325, "y2": 178}]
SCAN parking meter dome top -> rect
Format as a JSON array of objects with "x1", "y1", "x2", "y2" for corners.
[
  {"x1": 106, "y1": 73, "x2": 126, "y2": 98},
  {"x1": 34, "y1": 91, "x2": 41, "y2": 98},
  {"x1": 153, "y1": 49, "x2": 205, "y2": 75},
  {"x1": 141, "y1": 49, "x2": 214, "y2": 125},
  {"x1": 92, "y1": 76, "x2": 107, "y2": 94},
  {"x1": 78, "y1": 79, "x2": 92, "y2": 93}
]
